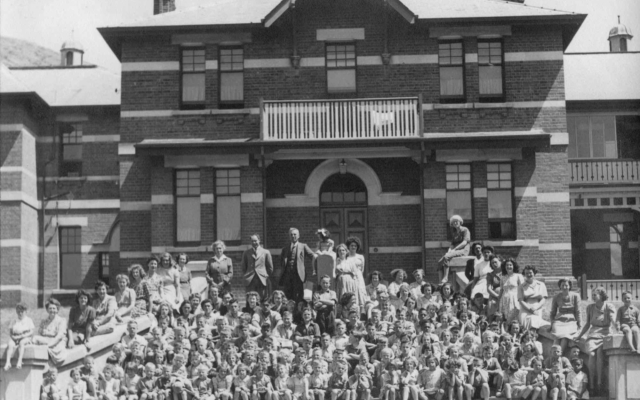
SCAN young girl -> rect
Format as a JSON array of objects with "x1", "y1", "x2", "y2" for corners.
[
  {"x1": 274, "y1": 363, "x2": 293, "y2": 400},
  {"x1": 388, "y1": 270, "x2": 408, "y2": 299},
  {"x1": 288, "y1": 364, "x2": 309, "y2": 400},
  {"x1": 233, "y1": 364, "x2": 252, "y2": 400},
  {"x1": 120, "y1": 362, "x2": 141, "y2": 400},
  {"x1": 464, "y1": 358, "x2": 489, "y2": 400},
  {"x1": 67, "y1": 367, "x2": 90, "y2": 400},
  {"x1": 3, "y1": 303, "x2": 34, "y2": 370},
  {"x1": 525, "y1": 358, "x2": 548, "y2": 400},
  {"x1": 193, "y1": 365, "x2": 215, "y2": 400},
  {"x1": 400, "y1": 357, "x2": 420, "y2": 400},
  {"x1": 96, "y1": 364, "x2": 120, "y2": 400},
  {"x1": 502, "y1": 359, "x2": 530, "y2": 400},
  {"x1": 308, "y1": 361, "x2": 328, "y2": 400},
  {"x1": 212, "y1": 365, "x2": 234, "y2": 400},
  {"x1": 252, "y1": 364, "x2": 274, "y2": 400},
  {"x1": 443, "y1": 359, "x2": 464, "y2": 400},
  {"x1": 40, "y1": 367, "x2": 63, "y2": 400},
  {"x1": 316, "y1": 228, "x2": 335, "y2": 254},
  {"x1": 136, "y1": 363, "x2": 157, "y2": 400},
  {"x1": 351, "y1": 353, "x2": 373, "y2": 400},
  {"x1": 328, "y1": 361, "x2": 351, "y2": 400},
  {"x1": 380, "y1": 363, "x2": 400, "y2": 400},
  {"x1": 417, "y1": 356, "x2": 444, "y2": 400}
]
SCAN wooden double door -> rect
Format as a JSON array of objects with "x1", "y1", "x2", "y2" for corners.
[{"x1": 320, "y1": 207, "x2": 368, "y2": 272}]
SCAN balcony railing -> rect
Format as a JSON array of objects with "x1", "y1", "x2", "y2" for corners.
[
  {"x1": 570, "y1": 159, "x2": 640, "y2": 184},
  {"x1": 582, "y1": 278, "x2": 640, "y2": 301},
  {"x1": 261, "y1": 97, "x2": 421, "y2": 141}
]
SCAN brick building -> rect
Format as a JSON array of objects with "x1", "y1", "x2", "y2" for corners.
[{"x1": 1, "y1": 0, "x2": 590, "y2": 306}]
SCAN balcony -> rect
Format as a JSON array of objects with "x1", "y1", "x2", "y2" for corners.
[
  {"x1": 260, "y1": 97, "x2": 421, "y2": 141},
  {"x1": 570, "y1": 159, "x2": 640, "y2": 185}
]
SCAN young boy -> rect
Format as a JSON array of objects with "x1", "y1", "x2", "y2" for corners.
[
  {"x1": 252, "y1": 364, "x2": 274, "y2": 400},
  {"x1": 121, "y1": 361, "x2": 141, "y2": 400},
  {"x1": 464, "y1": 358, "x2": 489, "y2": 400},
  {"x1": 328, "y1": 361, "x2": 351, "y2": 400},
  {"x1": 40, "y1": 367, "x2": 63, "y2": 400},
  {"x1": 525, "y1": 358, "x2": 548, "y2": 400},
  {"x1": 566, "y1": 358, "x2": 589, "y2": 400},
  {"x1": 546, "y1": 362, "x2": 567, "y2": 400},
  {"x1": 137, "y1": 363, "x2": 157, "y2": 400},
  {"x1": 314, "y1": 275, "x2": 338, "y2": 335},
  {"x1": 417, "y1": 356, "x2": 444, "y2": 400},
  {"x1": 380, "y1": 362, "x2": 400, "y2": 400},
  {"x1": 192, "y1": 365, "x2": 215, "y2": 400},
  {"x1": 616, "y1": 290, "x2": 640, "y2": 353},
  {"x1": 502, "y1": 359, "x2": 530, "y2": 400},
  {"x1": 443, "y1": 359, "x2": 464, "y2": 400}
]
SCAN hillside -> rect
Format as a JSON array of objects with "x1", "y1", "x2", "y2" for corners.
[{"x1": 0, "y1": 36, "x2": 61, "y2": 67}]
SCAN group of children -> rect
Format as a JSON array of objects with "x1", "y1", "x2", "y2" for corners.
[{"x1": 33, "y1": 271, "x2": 602, "y2": 400}]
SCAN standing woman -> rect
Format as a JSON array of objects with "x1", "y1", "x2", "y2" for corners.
[
  {"x1": 175, "y1": 253, "x2": 192, "y2": 302},
  {"x1": 517, "y1": 265, "x2": 549, "y2": 330},
  {"x1": 157, "y1": 252, "x2": 181, "y2": 310},
  {"x1": 486, "y1": 255, "x2": 502, "y2": 316},
  {"x1": 33, "y1": 298, "x2": 68, "y2": 365},
  {"x1": 128, "y1": 263, "x2": 151, "y2": 317},
  {"x1": 207, "y1": 240, "x2": 234, "y2": 295},
  {"x1": 346, "y1": 237, "x2": 369, "y2": 305},
  {"x1": 335, "y1": 244, "x2": 361, "y2": 311},
  {"x1": 438, "y1": 215, "x2": 471, "y2": 284},
  {"x1": 574, "y1": 287, "x2": 616, "y2": 395},
  {"x1": 550, "y1": 279, "x2": 582, "y2": 354},
  {"x1": 499, "y1": 258, "x2": 524, "y2": 325}
]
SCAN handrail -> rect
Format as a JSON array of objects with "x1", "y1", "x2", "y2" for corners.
[
  {"x1": 570, "y1": 159, "x2": 640, "y2": 184},
  {"x1": 262, "y1": 96, "x2": 419, "y2": 104}
]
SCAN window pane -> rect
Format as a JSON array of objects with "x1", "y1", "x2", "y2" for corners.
[
  {"x1": 61, "y1": 253, "x2": 83, "y2": 288},
  {"x1": 220, "y1": 72, "x2": 244, "y2": 102},
  {"x1": 327, "y1": 69, "x2": 356, "y2": 93},
  {"x1": 591, "y1": 117, "x2": 605, "y2": 158},
  {"x1": 447, "y1": 191, "x2": 472, "y2": 221},
  {"x1": 576, "y1": 117, "x2": 591, "y2": 158},
  {"x1": 177, "y1": 197, "x2": 201, "y2": 242},
  {"x1": 488, "y1": 190, "x2": 513, "y2": 218},
  {"x1": 440, "y1": 67, "x2": 463, "y2": 96},
  {"x1": 567, "y1": 117, "x2": 577, "y2": 158},
  {"x1": 182, "y1": 73, "x2": 205, "y2": 102},
  {"x1": 63, "y1": 144, "x2": 83, "y2": 160},
  {"x1": 479, "y1": 65, "x2": 503, "y2": 95},
  {"x1": 217, "y1": 196, "x2": 241, "y2": 241}
]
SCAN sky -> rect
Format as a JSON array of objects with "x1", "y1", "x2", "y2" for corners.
[{"x1": 1, "y1": 0, "x2": 639, "y2": 73}]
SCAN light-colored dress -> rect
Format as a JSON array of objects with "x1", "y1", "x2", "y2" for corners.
[
  {"x1": 499, "y1": 273, "x2": 524, "y2": 324},
  {"x1": 157, "y1": 266, "x2": 181, "y2": 310},
  {"x1": 517, "y1": 279, "x2": 550, "y2": 330},
  {"x1": 115, "y1": 287, "x2": 136, "y2": 317},
  {"x1": 34, "y1": 315, "x2": 68, "y2": 365},
  {"x1": 471, "y1": 259, "x2": 492, "y2": 299},
  {"x1": 583, "y1": 302, "x2": 616, "y2": 353},
  {"x1": 336, "y1": 257, "x2": 368, "y2": 309},
  {"x1": 130, "y1": 279, "x2": 150, "y2": 317},
  {"x1": 177, "y1": 266, "x2": 192, "y2": 301},
  {"x1": 550, "y1": 291, "x2": 582, "y2": 339},
  {"x1": 348, "y1": 253, "x2": 369, "y2": 304}
]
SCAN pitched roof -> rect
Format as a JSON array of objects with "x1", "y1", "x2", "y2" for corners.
[
  {"x1": 8, "y1": 66, "x2": 121, "y2": 107},
  {"x1": 101, "y1": 0, "x2": 580, "y2": 31},
  {"x1": 0, "y1": 64, "x2": 32, "y2": 94},
  {"x1": 564, "y1": 52, "x2": 640, "y2": 101}
]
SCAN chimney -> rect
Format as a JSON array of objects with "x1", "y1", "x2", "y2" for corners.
[{"x1": 154, "y1": 0, "x2": 176, "y2": 15}]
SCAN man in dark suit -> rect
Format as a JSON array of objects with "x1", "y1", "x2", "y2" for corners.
[
  {"x1": 279, "y1": 227, "x2": 316, "y2": 304},
  {"x1": 241, "y1": 234, "x2": 274, "y2": 301}
]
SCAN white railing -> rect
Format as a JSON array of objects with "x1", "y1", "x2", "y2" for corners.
[
  {"x1": 585, "y1": 279, "x2": 640, "y2": 301},
  {"x1": 570, "y1": 159, "x2": 640, "y2": 184},
  {"x1": 261, "y1": 97, "x2": 421, "y2": 141}
]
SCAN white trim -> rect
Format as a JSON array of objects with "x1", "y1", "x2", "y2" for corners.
[
  {"x1": 473, "y1": 188, "x2": 487, "y2": 198},
  {"x1": 55, "y1": 216, "x2": 88, "y2": 227},
  {"x1": 266, "y1": 147, "x2": 418, "y2": 160},
  {"x1": 370, "y1": 246, "x2": 422, "y2": 254},
  {"x1": 165, "y1": 154, "x2": 250, "y2": 168},
  {"x1": 537, "y1": 192, "x2": 570, "y2": 203},
  {"x1": 118, "y1": 143, "x2": 136, "y2": 155},
  {"x1": 504, "y1": 51, "x2": 564, "y2": 62},
  {"x1": 423, "y1": 189, "x2": 447, "y2": 199},
  {"x1": 550, "y1": 132, "x2": 569, "y2": 146},
  {"x1": 241, "y1": 193, "x2": 264, "y2": 203},
  {"x1": 511, "y1": 100, "x2": 565, "y2": 108},
  {"x1": 121, "y1": 110, "x2": 173, "y2": 118},
  {"x1": 55, "y1": 114, "x2": 89, "y2": 122},
  {"x1": 483, "y1": 239, "x2": 539, "y2": 247},
  {"x1": 151, "y1": 194, "x2": 174, "y2": 205},
  {"x1": 539, "y1": 243, "x2": 572, "y2": 251},
  {"x1": 121, "y1": 61, "x2": 180, "y2": 71},
  {"x1": 266, "y1": 195, "x2": 319, "y2": 208},
  {"x1": 425, "y1": 241, "x2": 449, "y2": 248},
  {"x1": 83, "y1": 135, "x2": 120, "y2": 143},
  {"x1": 391, "y1": 54, "x2": 437, "y2": 64},
  {"x1": 0, "y1": 285, "x2": 40, "y2": 295},
  {"x1": 0, "y1": 191, "x2": 40, "y2": 209},
  {"x1": 120, "y1": 251, "x2": 152, "y2": 258},
  {"x1": 436, "y1": 148, "x2": 523, "y2": 162},
  {"x1": 300, "y1": 57, "x2": 325, "y2": 67},
  {"x1": 245, "y1": 59, "x2": 290, "y2": 69},
  {"x1": 515, "y1": 186, "x2": 537, "y2": 198},
  {"x1": 0, "y1": 166, "x2": 38, "y2": 182},
  {"x1": 0, "y1": 239, "x2": 40, "y2": 253},
  {"x1": 120, "y1": 201, "x2": 151, "y2": 211},
  {"x1": 317, "y1": 28, "x2": 365, "y2": 41},
  {"x1": 374, "y1": 193, "x2": 421, "y2": 206},
  {"x1": 585, "y1": 242, "x2": 610, "y2": 250},
  {"x1": 305, "y1": 158, "x2": 382, "y2": 205},
  {"x1": 570, "y1": 187, "x2": 640, "y2": 194},
  {"x1": 44, "y1": 199, "x2": 120, "y2": 210},
  {"x1": 41, "y1": 176, "x2": 119, "y2": 182},
  {"x1": 200, "y1": 194, "x2": 215, "y2": 204},
  {"x1": 465, "y1": 53, "x2": 478, "y2": 63},
  {"x1": 357, "y1": 56, "x2": 381, "y2": 66}
]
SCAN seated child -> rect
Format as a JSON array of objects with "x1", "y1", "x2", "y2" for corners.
[
  {"x1": 417, "y1": 355, "x2": 444, "y2": 400},
  {"x1": 192, "y1": 365, "x2": 215, "y2": 400},
  {"x1": 328, "y1": 361, "x2": 351, "y2": 400},
  {"x1": 40, "y1": 367, "x2": 63, "y2": 400},
  {"x1": 96, "y1": 363, "x2": 120, "y2": 400},
  {"x1": 616, "y1": 291, "x2": 640, "y2": 354},
  {"x1": 288, "y1": 364, "x2": 310, "y2": 400},
  {"x1": 252, "y1": 364, "x2": 274, "y2": 400},
  {"x1": 545, "y1": 362, "x2": 567, "y2": 400},
  {"x1": 400, "y1": 357, "x2": 420, "y2": 400},
  {"x1": 464, "y1": 358, "x2": 489, "y2": 400},
  {"x1": 121, "y1": 361, "x2": 141, "y2": 400},
  {"x1": 136, "y1": 363, "x2": 157, "y2": 400},
  {"x1": 212, "y1": 365, "x2": 234, "y2": 400},
  {"x1": 155, "y1": 365, "x2": 174, "y2": 400},
  {"x1": 566, "y1": 358, "x2": 589, "y2": 400},
  {"x1": 525, "y1": 358, "x2": 548, "y2": 400},
  {"x1": 443, "y1": 359, "x2": 464, "y2": 400},
  {"x1": 67, "y1": 367, "x2": 90, "y2": 400},
  {"x1": 380, "y1": 362, "x2": 400, "y2": 400},
  {"x1": 3, "y1": 302, "x2": 34, "y2": 371},
  {"x1": 502, "y1": 359, "x2": 530, "y2": 400},
  {"x1": 350, "y1": 353, "x2": 373, "y2": 400},
  {"x1": 274, "y1": 363, "x2": 293, "y2": 400},
  {"x1": 308, "y1": 360, "x2": 328, "y2": 400}
]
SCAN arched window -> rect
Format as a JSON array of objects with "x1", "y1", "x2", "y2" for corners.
[
  {"x1": 320, "y1": 173, "x2": 367, "y2": 205},
  {"x1": 66, "y1": 52, "x2": 74, "y2": 66}
]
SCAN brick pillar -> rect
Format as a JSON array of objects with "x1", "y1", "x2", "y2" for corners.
[
  {"x1": 423, "y1": 161, "x2": 447, "y2": 282},
  {"x1": 150, "y1": 158, "x2": 174, "y2": 251}
]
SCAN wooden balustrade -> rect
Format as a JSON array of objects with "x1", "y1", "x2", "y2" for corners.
[
  {"x1": 570, "y1": 159, "x2": 640, "y2": 184},
  {"x1": 261, "y1": 97, "x2": 421, "y2": 141}
]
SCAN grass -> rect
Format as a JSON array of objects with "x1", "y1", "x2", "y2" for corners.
[{"x1": 1, "y1": 307, "x2": 70, "y2": 345}]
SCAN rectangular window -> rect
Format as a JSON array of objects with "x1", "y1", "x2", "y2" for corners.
[
  {"x1": 219, "y1": 47, "x2": 244, "y2": 108},
  {"x1": 99, "y1": 253, "x2": 110, "y2": 286},
  {"x1": 216, "y1": 169, "x2": 241, "y2": 244},
  {"x1": 60, "y1": 227, "x2": 82, "y2": 289},
  {"x1": 60, "y1": 122, "x2": 82, "y2": 177},
  {"x1": 439, "y1": 41, "x2": 465, "y2": 103},
  {"x1": 478, "y1": 40, "x2": 504, "y2": 102},
  {"x1": 487, "y1": 163, "x2": 515, "y2": 239},
  {"x1": 446, "y1": 164, "x2": 474, "y2": 235},
  {"x1": 326, "y1": 43, "x2": 356, "y2": 93},
  {"x1": 181, "y1": 48, "x2": 206, "y2": 109},
  {"x1": 176, "y1": 170, "x2": 201, "y2": 244},
  {"x1": 567, "y1": 115, "x2": 617, "y2": 159}
]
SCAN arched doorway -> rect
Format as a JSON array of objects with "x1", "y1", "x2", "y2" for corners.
[{"x1": 320, "y1": 173, "x2": 368, "y2": 270}]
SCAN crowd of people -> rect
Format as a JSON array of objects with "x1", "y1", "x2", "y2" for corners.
[{"x1": 3, "y1": 219, "x2": 638, "y2": 400}]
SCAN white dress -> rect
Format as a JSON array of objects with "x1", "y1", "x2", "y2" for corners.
[{"x1": 470, "y1": 259, "x2": 492, "y2": 299}]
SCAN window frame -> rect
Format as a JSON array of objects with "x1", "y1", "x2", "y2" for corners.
[
  {"x1": 438, "y1": 39, "x2": 466, "y2": 104},
  {"x1": 59, "y1": 122, "x2": 83, "y2": 177},
  {"x1": 215, "y1": 168, "x2": 242, "y2": 246},
  {"x1": 98, "y1": 252, "x2": 110, "y2": 286},
  {"x1": 477, "y1": 38, "x2": 505, "y2": 103},
  {"x1": 180, "y1": 47, "x2": 206, "y2": 110},
  {"x1": 486, "y1": 162, "x2": 516, "y2": 240},
  {"x1": 445, "y1": 163, "x2": 474, "y2": 238},
  {"x1": 59, "y1": 226, "x2": 82, "y2": 289},
  {"x1": 174, "y1": 169, "x2": 202, "y2": 246},
  {"x1": 218, "y1": 46, "x2": 245, "y2": 109},
  {"x1": 567, "y1": 114, "x2": 618, "y2": 160},
  {"x1": 325, "y1": 42, "x2": 358, "y2": 94}
]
